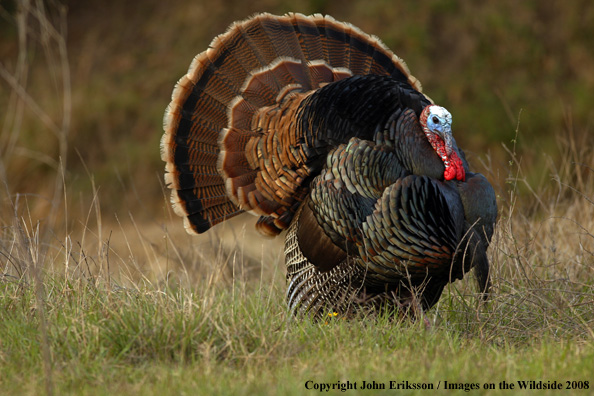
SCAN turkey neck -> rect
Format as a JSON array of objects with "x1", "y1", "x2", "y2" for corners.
[
  {"x1": 295, "y1": 75, "x2": 431, "y2": 156},
  {"x1": 385, "y1": 108, "x2": 449, "y2": 180}
]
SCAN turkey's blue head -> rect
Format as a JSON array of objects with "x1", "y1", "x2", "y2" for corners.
[{"x1": 420, "y1": 105, "x2": 465, "y2": 181}]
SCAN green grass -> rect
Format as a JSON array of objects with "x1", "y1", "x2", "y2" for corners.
[
  {"x1": 1, "y1": 273, "x2": 593, "y2": 395},
  {"x1": 1, "y1": 170, "x2": 593, "y2": 394}
]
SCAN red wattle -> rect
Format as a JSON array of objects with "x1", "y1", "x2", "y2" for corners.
[
  {"x1": 444, "y1": 166, "x2": 456, "y2": 181},
  {"x1": 444, "y1": 151, "x2": 465, "y2": 181}
]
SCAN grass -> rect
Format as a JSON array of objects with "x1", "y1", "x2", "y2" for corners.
[
  {"x1": 1, "y1": 1, "x2": 594, "y2": 395},
  {"x1": 1, "y1": 270, "x2": 593, "y2": 395}
]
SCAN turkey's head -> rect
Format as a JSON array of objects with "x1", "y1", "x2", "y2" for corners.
[{"x1": 420, "y1": 105, "x2": 465, "y2": 181}]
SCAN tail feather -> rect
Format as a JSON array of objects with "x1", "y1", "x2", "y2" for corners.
[
  {"x1": 163, "y1": 12, "x2": 426, "y2": 235},
  {"x1": 315, "y1": 15, "x2": 345, "y2": 67},
  {"x1": 230, "y1": 18, "x2": 300, "y2": 93},
  {"x1": 256, "y1": 16, "x2": 313, "y2": 88},
  {"x1": 186, "y1": 203, "x2": 242, "y2": 233},
  {"x1": 241, "y1": 59, "x2": 311, "y2": 106},
  {"x1": 344, "y1": 24, "x2": 371, "y2": 74},
  {"x1": 292, "y1": 14, "x2": 326, "y2": 65}
]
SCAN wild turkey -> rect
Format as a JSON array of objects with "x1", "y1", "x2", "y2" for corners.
[{"x1": 161, "y1": 13, "x2": 497, "y2": 317}]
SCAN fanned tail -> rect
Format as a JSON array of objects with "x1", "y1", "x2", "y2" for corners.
[{"x1": 162, "y1": 12, "x2": 424, "y2": 235}]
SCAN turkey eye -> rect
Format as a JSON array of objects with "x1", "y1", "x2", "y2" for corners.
[{"x1": 432, "y1": 116, "x2": 439, "y2": 124}]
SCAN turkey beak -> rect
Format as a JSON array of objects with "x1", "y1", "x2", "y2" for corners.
[{"x1": 438, "y1": 126, "x2": 454, "y2": 156}]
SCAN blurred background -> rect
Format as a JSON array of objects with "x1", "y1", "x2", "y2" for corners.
[{"x1": 1, "y1": 0, "x2": 592, "y2": 283}]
